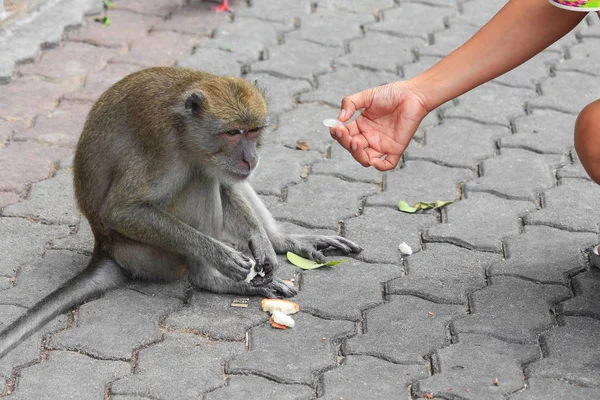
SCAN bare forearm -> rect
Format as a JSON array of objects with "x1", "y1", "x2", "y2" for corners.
[{"x1": 411, "y1": 0, "x2": 585, "y2": 110}]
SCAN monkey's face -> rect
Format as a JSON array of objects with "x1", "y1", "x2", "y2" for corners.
[
  {"x1": 213, "y1": 126, "x2": 263, "y2": 182},
  {"x1": 180, "y1": 77, "x2": 268, "y2": 182}
]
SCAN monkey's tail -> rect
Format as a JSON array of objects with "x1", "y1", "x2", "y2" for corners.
[{"x1": 0, "y1": 256, "x2": 127, "y2": 359}]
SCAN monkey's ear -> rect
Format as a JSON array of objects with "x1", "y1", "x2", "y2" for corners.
[{"x1": 185, "y1": 91, "x2": 205, "y2": 117}]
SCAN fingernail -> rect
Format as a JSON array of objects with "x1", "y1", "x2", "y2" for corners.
[
  {"x1": 351, "y1": 141, "x2": 357, "y2": 151},
  {"x1": 339, "y1": 109, "x2": 347, "y2": 120}
]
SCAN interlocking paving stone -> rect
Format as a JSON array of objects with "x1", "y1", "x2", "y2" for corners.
[
  {"x1": 424, "y1": 192, "x2": 535, "y2": 252},
  {"x1": 177, "y1": 46, "x2": 253, "y2": 78},
  {"x1": 245, "y1": 73, "x2": 312, "y2": 116},
  {"x1": 299, "y1": 67, "x2": 400, "y2": 108},
  {"x1": 249, "y1": 143, "x2": 321, "y2": 195},
  {"x1": 0, "y1": 308, "x2": 66, "y2": 382},
  {"x1": 126, "y1": 281, "x2": 189, "y2": 301},
  {"x1": 270, "y1": 175, "x2": 377, "y2": 230},
  {"x1": 453, "y1": 277, "x2": 571, "y2": 344},
  {"x1": 367, "y1": 3, "x2": 456, "y2": 40},
  {"x1": 465, "y1": 148, "x2": 566, "y2": 201},
  {"x1": 344, "y1": 206, "x2": 439, "y2": 264},
  {"x1": 286, "y1": 10, "x2": 374, "y2": 48},
  {"x1": 554, "y1": 42, "x2": 600, "y2": 76},
  {"x1": 442, "y1": 82, "x2": 532, "y2": 126},
  {"x1": 318, "y1": 0, "x2": 396, "y2": 13},
  {"x1": 208, "y1": 18, "x2": 288, "y2": 59},
  {"x1": 3, "y1": 170, "x2": 80, "y2": 225},
  {"x1": 368, "y1": 159, "x2": 473, "y2": 207},
  {"x1": 501, "y1": 110, "x2": 577, "y2": 155},
  {"x1": 272, "y1": 104, "x2": 342, "y2": 153},
  {"x1": 233, "y1": 0, "x2": 311, "y2": 25},
  {"x1": 0, "y1": 250, "x2": 89, "y2": 308},
  {"x1": 0, "y1": 78, "x2": 65, "y2": 122},
  {"x1": 111, "y1": 333, "x2": 243, "y2": 400},
  {"x1": 558, "y1": 151, "x2": 592, "y2": 181},
  {"x1": 14, "y1": 100, "x2": 91, "y2": 148},
  {"x1": 250, "y1": 39, "x2": 344, "y2": 82},
  {"x1": 0, "y1": 118, "x2": 28, "y2": 145},
  {"x1": 335, "y1": 32, "x2": 421, "y2": 73},
  {"x1": 294, "y1": 260, "x2": 399, "y2": 321},
  {"x1": 17, "y1": 42, "x2": 116, "y2": 86},
  {"x1": 66, "y1": 11, "x2": 161, "y2": 49},
  {"x1": 228, "y1": 313, "x2": 355, "y2": 385},
  {"x1": 417, "y1": 334, "x2": 539, "y2": 400},
  {"x1": 406, "y1": 119, "x2": 510, "y2": 169},
  {"x1": 563, "y1": 268, "x2": 600, "y2": 319},
  {"x1": 312, "y1": 144, "x2": 383, "y2": 184},
  {"x1": 154, "y1": 0, "x2": 233, "y2": 35},
  {"x1": 8, "y1": 351, "x2": 130, "y2": 400},
  {"x1": 489, "y1": 225, "x2": 596, "y2": 285},
  {"x1": 322, "y1": 355, "x2": 428, "y2": 400},
  {"x1": 388, "y1": 243, "x2": 498, "y2": 304},
  {"x1": 529, "y1": 71, "x2": 599, "y2": 114},
  {"x1": 206, "y1": 375, "x2": 313, "y2": 400},
  {"x1": 110, "y1": 31, "x2": 200, "y2": 67},
  {"x1": 109, "y1": 0, "x2": 185, "y2": 18},
  {"x1": 64, "y1": 63, "x2": 142, "y2": 103},
  {"x1": 527, "y1": 316, "x2": 600, "y2": 386},
  {"x1": 511, "y1": 377, "x2": 600, "y2": 399},
  {"x1": 49, "y1": 289, "x2": 182, "y2": 360},
  {"x1": 525, "y1": 179, "x2": 600, "y2": 233},
  {"x1": 48, "y1": 218, "x2": 94, "y2": 253},
  {"x1": 345, "y1": 295, "x2": 465, "y2": 364},
  {"x1": 0, "y1": 142, "x2": 72, "y2": 194},
  {"x1": 0, "y1": 218, "x2": 69, "y2": 277},
  {"x1": 164, "y1": 291, "x2": 269, "y2": 341}
]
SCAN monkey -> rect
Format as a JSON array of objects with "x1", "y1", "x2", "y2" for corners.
[{"x1": 0, "y1": 67, "x2": 361, "y2": 359}]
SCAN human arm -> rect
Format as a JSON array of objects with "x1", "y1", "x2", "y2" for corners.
[{"x1": 332, "y1": 0, "x2": 587, "y2": 171}]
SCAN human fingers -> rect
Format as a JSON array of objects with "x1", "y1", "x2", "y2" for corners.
[
  {"x1": 338, "y1": 89, "x2": 373, "y2": 123},
  {"x1": 350, "y1": 137, "x2": 380, "y2": 168},
  {"x1": 329, "y1": 125, "x2": 354, "y2": 151}
]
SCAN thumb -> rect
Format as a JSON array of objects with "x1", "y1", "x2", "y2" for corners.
[{"x1": 338, "y1": 89, "x2": 373, "y2": 122}]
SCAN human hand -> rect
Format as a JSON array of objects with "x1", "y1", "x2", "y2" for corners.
[{"x1": 330, "y1": 81, "x2": 431, "y2": 171}]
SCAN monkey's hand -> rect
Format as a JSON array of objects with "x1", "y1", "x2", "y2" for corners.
[
  {"x1": 273, "y1": 234, "x2": 362, "y2": 262},
  {"x1": 248, "y1": 234, "x2": 278, "y2": 286},
  {"x1": 211, "y1": 242, "x2": 256, "y2": 282}
]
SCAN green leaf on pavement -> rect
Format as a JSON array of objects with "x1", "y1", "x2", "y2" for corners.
[
  {"x1": 94, "y1": 16, "x2": 112, "y2": 27},
  {"x1": 286, "y1": 252, "x2": 351, "y2": 270},
  {"x1": 104, "y1": 0, "x2": 116, "y2": 8},
  {"x1": 398, "y1": 199, "x2": 455, "y2": 213}
]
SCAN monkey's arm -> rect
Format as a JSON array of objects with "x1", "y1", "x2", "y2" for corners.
[
  {"x1": 220, "y1": 183, "x2": 278, "y2": 283},
  {"x1": 100, "y1": 182, "x2": 254, "y2": 282}
]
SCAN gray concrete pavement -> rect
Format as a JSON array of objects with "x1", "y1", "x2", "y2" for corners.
[{"x1": 1, "y1": 0, "x2": 600, "y2": 398}]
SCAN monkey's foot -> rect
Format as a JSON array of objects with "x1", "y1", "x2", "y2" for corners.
[
  {"x1": 212, "y1": 0, "x2": 231, "y2": 12},
  {"x1": 258, "y1": 278, "x2": 297, "y2": 299}
]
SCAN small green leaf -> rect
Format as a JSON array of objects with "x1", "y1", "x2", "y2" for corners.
[
  {"x1": 435, "y1": 200, "x2": 455, "y2": 208},
  {"x1": 94, "y1": 16, "x2": 112, "y2": 27},
  {"x1": 398, "y1": 200, "x2": 418, "y2": 213},
  {"x1": 286, "y1": 252, "x2": 351, "y2": 270},
  {"x1": 398, "y1": 200, "x2": 455, "y2": 213},
  {"x1": 104, "y1": 0, "x2": 116, "y2": 8}
]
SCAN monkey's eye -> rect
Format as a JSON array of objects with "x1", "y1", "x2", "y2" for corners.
[
  {"x1": 225, "y1": 129, "x2": 240, "y2": 136},
  {"x1": 248, "y1": 128, "x2": 260, "y2": 133}
]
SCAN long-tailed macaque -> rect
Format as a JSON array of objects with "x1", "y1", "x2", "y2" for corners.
[{"x1": 0, "y1": 67, "x2": 361, "y2": 359}]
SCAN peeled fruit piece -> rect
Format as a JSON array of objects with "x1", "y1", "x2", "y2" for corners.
[
  {"x1": 261, "y1": 298, "x2": 299, "y2": 315},
  {"x1": 271, "y1": 310, "x2": 295, "y2": 328}
]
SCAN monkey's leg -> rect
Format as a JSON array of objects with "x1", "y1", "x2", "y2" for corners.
[
  {"x1": 236, "y1": 182, "x2": 362, "y2": 262},
  {"x1": 101, "y1": 194, "x2": 254, "y2": 283},
  {"x1": 0, "y1": 255, "x2": 127, "y2": 359},
  {"x1": 188, "y1": 263, "x2": 296, "y2": 298}
]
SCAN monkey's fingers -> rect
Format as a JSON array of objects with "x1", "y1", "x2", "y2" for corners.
[
  {"x1": 315, "y1": 236, "x2": 362, "y2": 254},
  {"x1": 218, "y1": 252, "x2": 255, "y2": 282},
  {"x1": 268, "y1": 278, "x2": 297, "y2": 298}
]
